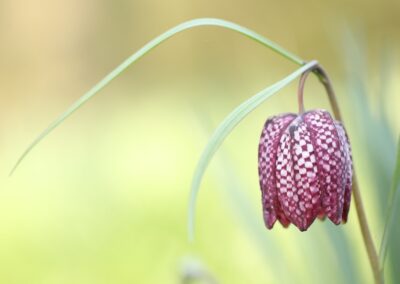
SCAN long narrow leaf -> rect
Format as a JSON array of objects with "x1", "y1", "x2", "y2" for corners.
[
  {"x1": 188, "y1": 60, "x2": 318, "y2": 241},
  {"x1": 379, "y1": 136, "x2": 400, "y2": 270},
  {"x1": 10, "y1": 18, "x2": 304, "y2": 175}
]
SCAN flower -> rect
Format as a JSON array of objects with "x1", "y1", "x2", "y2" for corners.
[{"x1": 258, "y1": 109, "x2": 352, "y2": 231}]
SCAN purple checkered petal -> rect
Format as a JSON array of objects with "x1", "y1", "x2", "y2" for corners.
[
  {"x1": 258, "y1": 113, "x2": 296, "y2": 228},
  {"x1": 335, "y1": 121, "x2": 353, "y2": 222},
  {"x1": 258, "y1": 109, "x2": 353, "y2": 231},
  {"x1": 303, "y1": 110, "x2": 347, "y2": 224},
  {"x1": 277, "y1": 118, "x2": 321, "y2": 231}
]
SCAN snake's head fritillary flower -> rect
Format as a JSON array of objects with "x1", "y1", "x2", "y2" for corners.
[{"x1": 258, "y1": 109, "x2": 352, "y2": 231}]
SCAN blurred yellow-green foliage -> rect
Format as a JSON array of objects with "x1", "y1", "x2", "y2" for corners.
[{"x1": 0, "y1": 0, "x2": 399, "y2": 283}]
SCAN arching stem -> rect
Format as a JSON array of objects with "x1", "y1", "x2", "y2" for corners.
[
  {"x1": 297, "y1": 69, "x2": 312, "y2": 114},
  {"x1": 300, "y1": 62, "x2": 383, "y2": 284}
]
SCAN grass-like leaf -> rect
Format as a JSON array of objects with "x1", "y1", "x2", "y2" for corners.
[
  {"x1": 10, "y1": 18, "x2": 304, "y2": 175},
  {"x1": 379, "y1": 136, "x2": 400, "y2": 271},
  {"x1": 188, "y1": 60, "x2": 318, "y2": 241}
]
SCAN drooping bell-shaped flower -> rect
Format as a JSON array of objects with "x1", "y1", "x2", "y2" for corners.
[{"x1": 258, "y1": 109, "x2": 352, "y2": 231}]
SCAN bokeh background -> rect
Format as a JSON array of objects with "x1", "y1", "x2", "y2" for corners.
[{"x1": 0, "y1": 0, "x2": 399, "y2": 283}]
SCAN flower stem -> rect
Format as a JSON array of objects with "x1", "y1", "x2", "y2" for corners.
[
  {"x1": 297, "y1": 69, "x2": 312, "y2": 114},
  {"x1": 352, "y1": 176, "x2": 383, "y2": 284},
  {"x1": 310, "y1": 64, "x2": 383, "y2": 284}
]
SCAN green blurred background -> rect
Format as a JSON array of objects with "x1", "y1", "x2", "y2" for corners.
[{"x1": 0, "y1": 0, "x2": 399, "y2": 283}]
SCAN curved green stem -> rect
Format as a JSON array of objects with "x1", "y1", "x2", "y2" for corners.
[
  {"x1": 309, "y1": 64, "x2": 383, "y2": 284},
  {"x1": 352, "y1": 176, "x2": 383, "y2": 284},
  {"x1": 10, "y1": 18, "x2": 304, "y2": 175}
]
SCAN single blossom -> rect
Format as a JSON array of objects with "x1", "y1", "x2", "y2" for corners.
[{"x1": 258, "y1": 109, "x2": 352, "y2": 231}]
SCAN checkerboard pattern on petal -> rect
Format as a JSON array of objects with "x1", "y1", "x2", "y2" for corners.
[
  {"x1": 303, "y1": 110, "x2": 347, "y2": 224},
  {"x1": 258, "y1": 113, "x2": 296, "y2": 228},
  {"x1": 334, "y1": 121, "x2": 353, "y2": 222},
  {"x1": 258, "y1": 109, "x2": 353, "y2": 231}
]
